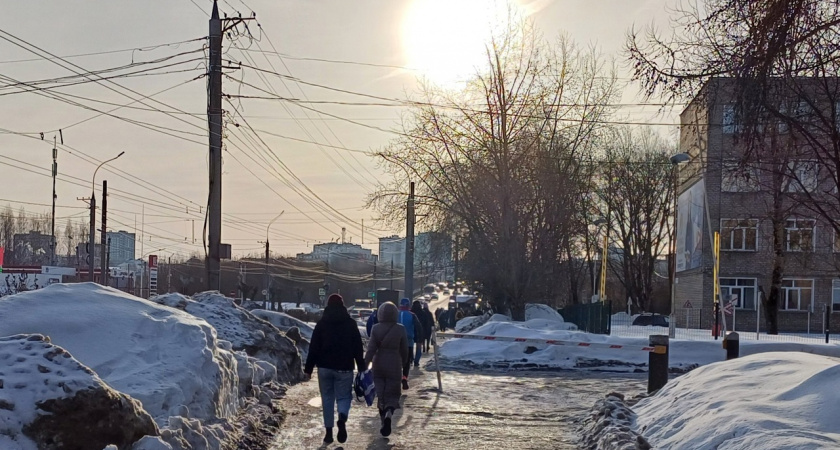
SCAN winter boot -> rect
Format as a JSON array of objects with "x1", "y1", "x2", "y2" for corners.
[
  {"x1": 402, "y1": 375, "x2": 409, "y2": 390},
  {"x1": 323, "y1": 427, "x2": 334, "y2": 444},
  {"x1": 381, "y1": 408, "x2": 393, "y2": 437},
  {"x1": 337, "y1": 413, "x2": 348, "y2": 443}
]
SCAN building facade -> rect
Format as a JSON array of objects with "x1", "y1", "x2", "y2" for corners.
[
  {"x1": 107, "y1": 230, "x2": 136, "y2": 266},
  {"x1": 676, "y1": 77, "x2": 840, "y2": 332}
]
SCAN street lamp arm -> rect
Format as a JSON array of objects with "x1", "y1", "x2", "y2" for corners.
[
  {"x1": 266, "y1": 210, "x2": 285, "y2": 241},
  {"x1": 92, "y1": 151, "x2": 125, "y2": 193}
]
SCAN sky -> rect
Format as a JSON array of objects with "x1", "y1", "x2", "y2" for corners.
[{"x1": 0, "y1": 0, "x2": 680, "y2": 260}]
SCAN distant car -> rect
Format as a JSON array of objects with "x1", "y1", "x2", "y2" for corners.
[
  {"x1": 356, "y1": 308, "x2": 375, "y2": 320},
  {"x1": 430, "y1": 293, "x2": 439, "y2": 300},
  {"x1": 632, "y1": 314, "x2": 670, "y2": 327},
  {"x1": 443, "y1": 289, "x2": 450, "y2": 295}
]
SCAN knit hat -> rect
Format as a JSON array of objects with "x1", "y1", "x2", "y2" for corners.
[
  {"x1": 327, "y1": 293, "x2": 344, "y2": 307},
  {"x1": 399, "y1": 298, "x2": 411, "y2": 309}
]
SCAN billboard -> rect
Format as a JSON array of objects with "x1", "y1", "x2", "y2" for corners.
[{"x1": 676, "y1": 179, "x2": 705, "y2": 272}]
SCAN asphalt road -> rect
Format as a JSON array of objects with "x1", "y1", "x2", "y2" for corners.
[{"x1": 270, "y1": 355, "x2": 646, "y2": 450}]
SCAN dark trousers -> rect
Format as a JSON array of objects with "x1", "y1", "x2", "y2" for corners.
[{"x1": 403, "y1": 345, "x2": 414, "y2": 377}]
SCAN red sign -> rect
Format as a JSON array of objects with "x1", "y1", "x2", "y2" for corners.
[
  {"x1": 0, "y1": 246, "x2": 4, "y2": 268},
  {"x1": 149, "y1": 255, "x2": 158, "y2": 269}
]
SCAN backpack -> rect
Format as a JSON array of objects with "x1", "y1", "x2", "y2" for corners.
[{"x1": 399, "y1": 310, "x2": 415, "y2": 341}]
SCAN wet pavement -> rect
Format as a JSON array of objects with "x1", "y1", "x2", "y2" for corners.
[{"x1": 270, "y1": 356, "x2": 646, "y2": 450}]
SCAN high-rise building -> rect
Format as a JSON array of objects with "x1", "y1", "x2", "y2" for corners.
[{"x1": 107, "y1": 230, "x2": 136, "y2": 266}]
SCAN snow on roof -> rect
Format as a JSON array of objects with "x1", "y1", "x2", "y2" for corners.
[
  {"x1": 0, "y1": 283, "x2": 239, "y2": 423},
  {"x1": 634, "y1": 352, "x2": 840, "y2": 449}
]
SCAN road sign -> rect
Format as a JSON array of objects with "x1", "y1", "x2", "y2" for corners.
[
  {"x1": 724, "y1": 303, "x2": 734, "y2": 315},
  {"x1": 318, "y1": 288, "x2": 326, "y2": 296},
  {"x1": 683, "y1": 300, "x2": 693, "y2": 309},
  {"x1": 319, "y1": 295, "x2": 325, "y2": 303},
  {"x1": 262, "y1": 289, "x2": 268, "y2": 296},
  {"x1": 368, "y1": 291, "x2": 375, "y2": 299}
]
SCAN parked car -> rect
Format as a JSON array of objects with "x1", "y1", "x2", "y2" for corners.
[{"x1": 632, "y1": 313, "x2": 669, "y2": 327}]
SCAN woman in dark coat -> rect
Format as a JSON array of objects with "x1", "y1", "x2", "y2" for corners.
[
  {"x1": 304, "y1": 294, "x2": 365, "y2": 444},
  {"x1": 364, "y1": 301, "x2": 409, "y2": 437},
  {"x1": 420, "y1": 303, "x2": 434, "y2": 351}
]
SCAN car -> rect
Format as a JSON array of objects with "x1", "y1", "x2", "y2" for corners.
[
  {"x1": 430, "y1": 293, "x2": 439, "y2": 300},
  {"x1": 632, "y1": 313, "x2": 670, "y2": 327},
  {"x1": 356, "y1": 308, "x2": 375, "y2": 320},
  {"x1": 443, "y1": 289, "x2": 450, "y2": 295}
]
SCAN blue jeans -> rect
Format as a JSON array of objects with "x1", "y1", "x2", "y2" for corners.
[
  {"x1": 317, "y1": 368, "x2": 354, "y2": 427},
  {"x1": 413, "y1": 342, "x2": 422, "y2": 366}
]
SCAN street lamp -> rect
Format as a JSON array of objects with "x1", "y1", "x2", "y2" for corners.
[
  {"x1": 264, "y1": 211, "x2": 284, "y2": 310},
  {"x1": 88, "y1": 151, "x2": 124, "y2": 282},
  {"x1": 669, "y1": 152, "x2": 691, "y2": 333}
]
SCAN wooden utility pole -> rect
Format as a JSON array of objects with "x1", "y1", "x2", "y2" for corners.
[
  {"x1": 88, "y1": 194, "x2": 96, "y2": 282},
  {"x1": 207, "y1": 0, "x2": 223, "y2": 291},
  {"x1": 50, "y1": 140, "x2": 57, "y2": 266},
  {"x1": 404, "y1": 181, "x2": 415, "y2": 299},
  {"x1": 100, "y1": 180, "x2": 108, "y2": 286}
]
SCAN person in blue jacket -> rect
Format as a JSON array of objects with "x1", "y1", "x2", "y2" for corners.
[{"x1": 398, "y1": 298, "x2": 424, "y2": 388}]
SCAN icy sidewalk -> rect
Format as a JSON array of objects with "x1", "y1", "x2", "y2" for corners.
[{"x1": 270, "y1": 356, "x2": 646, "y2": 450}]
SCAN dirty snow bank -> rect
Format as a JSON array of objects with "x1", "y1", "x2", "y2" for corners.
[{"x1": 633, "y1": 352, "x2": 840, "y2": 449}]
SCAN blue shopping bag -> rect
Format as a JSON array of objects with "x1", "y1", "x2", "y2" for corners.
[{"x1": 353, "y1": 370, "x2": 375, "y2": 406}]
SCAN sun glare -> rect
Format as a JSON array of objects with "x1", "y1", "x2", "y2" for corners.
[{"x1": 402, "y1": 0, "x2": 520, "y2": 88}]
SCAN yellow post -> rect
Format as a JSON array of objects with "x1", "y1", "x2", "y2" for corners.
[
  {"x1": 600, "y1": 233, "x2": 608, "y2": 301},
  {"x1": 713, "y1": 231, "x2": 720, "y2": 306}
]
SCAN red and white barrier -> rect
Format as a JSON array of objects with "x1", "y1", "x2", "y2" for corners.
[{"x1": 438, "y1": 332, "x2": 667, "y2": 354}]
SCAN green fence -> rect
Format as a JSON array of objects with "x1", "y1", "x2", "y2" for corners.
[{"x1": 559, "y1": 301, "x2": 611, "y2": 335}]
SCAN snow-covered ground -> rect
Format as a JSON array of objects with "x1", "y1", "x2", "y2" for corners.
[
  {"x1": 0, "y1": 283, "x2": 301, "y2": 449},
  {"x1": 440, "y1": 303, "x2": 840, "y2": 449}
]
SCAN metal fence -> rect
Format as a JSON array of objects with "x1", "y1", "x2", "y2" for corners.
[
  {"x1": 559, "y1": 302, "x2": 611, "y2": 334},
  {"x1": 608, "y1": 308, "x2": 840, "y2": 344}
]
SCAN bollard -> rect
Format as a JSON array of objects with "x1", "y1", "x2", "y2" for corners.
[
  {"x1": 648, "y1": 335, "x2": 669, "y2": 393},
  {"x1": 723, "y1": 331, "x2": 739, "y2": 360},
  {"x1": 826, "y1": 304, "x2": 831, "y2": 344}
]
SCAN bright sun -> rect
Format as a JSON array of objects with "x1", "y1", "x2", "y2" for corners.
[{"x1": 402, "y1": 0, "x2": 520, "y2": 88}]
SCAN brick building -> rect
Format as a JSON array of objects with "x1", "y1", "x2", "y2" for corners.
[{"x1": 675, "y1": 77, "x2": 840, "y2": 333}]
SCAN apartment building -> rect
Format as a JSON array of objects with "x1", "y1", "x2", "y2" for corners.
[{"x1": 676, "y1": 77, "x2": 840, "y2": 332}]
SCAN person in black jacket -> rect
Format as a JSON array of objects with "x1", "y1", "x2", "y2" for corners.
[
  {"x1": 418, "y1": 302, "x2": 434, "y2": 352},
  {"x1": 304, "y1": 293, "x2": 365, "y2": 445}
]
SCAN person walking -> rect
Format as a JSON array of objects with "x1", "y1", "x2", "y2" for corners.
[
  {"x1": 420, "y1": 303, "x2": 434, "y2": 352},
  {"x1": 365, "y1": 306, "x2": 378, "y2": 337},
  {"x1": 304, "y1": 294, "x2": 365, "y2": 445},
  {"x1": 364, "y1": 301, "x2": 409, "y2": 437},
  {"x1": 400, "y1": 298, "x2": 424, "y2": 374}
]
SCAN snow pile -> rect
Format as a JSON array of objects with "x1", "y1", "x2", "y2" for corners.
[
  {"x1": 454, "y1": 312, "x2": 492, "y2": 333},
  {"x1": 524, "y1": 303, "x2": 565, "y2": 322},
  {"x1": 250, "y1": 310, "x2": 313, "y2": 341},
  {"x1": 0, "y1": 334, "x2": 157, "y2": 450},
  {"x1": 578, "y1": 392, "x2": 651, "y2": 450},
  {"x1": 0, "y1": 284, "x2": 239, "y2": 425},
  {"x1": 441, "y1": 307, "x2": 840, "y2": 371},
  {"x1": 153, "y1": 292, "x2": 303, "y2": 384},
  {"x1": 633, "y1": 352, "x2": 840, "y2": 449}
]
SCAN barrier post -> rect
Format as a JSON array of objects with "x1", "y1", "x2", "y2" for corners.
[
  {"x1": 826, "y1": 304, "x2": 831, "y2": 344},
  {"x1": 648, "y1": 335, "x2": 669, "y2": 393},
  {"x1": 432, "y1": 327, "x2": 442, "y2": 392},
  {"x1": 723, "y1": 331, "x2": 739, "y2": 360}
]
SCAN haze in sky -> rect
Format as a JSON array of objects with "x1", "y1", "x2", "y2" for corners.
[{"x1": 0, "y1": 0, "x2": 677, "y2": 259}]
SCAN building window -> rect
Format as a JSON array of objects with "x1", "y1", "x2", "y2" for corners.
[
  {"x1": 781, "y1": 278, "x2": 813, "y2": 311},
  {"x1": 833, "y1": 280, "x2": 840, "y2": 312},
  {"x1": 720, "y1": 219, "x2": 758, "y2": 251},
  {"x1": 784, "y1": 160, "x2": 819, "y2": 193},
  {"x1": 723, "y1": 105, "x2": 737, "y2": 134},
  {"x1": 721, "y1": 162, "x2": 759, "y2": 192},
  {"x1": 720, "y1": 278, "x2": 757, "y2": 310},
  {"x1": 785, "y1": 218, "x2": 815, "y2": 252}
]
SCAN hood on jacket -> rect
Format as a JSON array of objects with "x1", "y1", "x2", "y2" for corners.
[
  {"x1": 411, "y1": 301, "x2": 423, "y2": 316},
  {"x1": 378, "y1": 302, "x2": 399, "y2": 323},
  {"x1": 321, "y1": 303, "x2": 350, "y2": 322}
]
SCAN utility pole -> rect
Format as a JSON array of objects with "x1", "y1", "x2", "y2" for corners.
[
  {"x1": 453, "y1": 235, "x2": 459, "y2": 282},
  {"x1": 100, "y1": 180, "x2": 108, "y2": 286},
  {"x1": 404, "y1": 181, "x2": 415, "y2": 299},
  {"x1": 167, "y1": 256, "x2": 172, "y2": 293},
  {"x1": 207, "y1": 0, "x2": 223, "y2": 291},
  {"x1": 50, "y1": 138, "x2": 57, "y2": 266},
  {"x1": 264, "y1": 239, "x2": 270, "y2": 309},
  {"x1": 88, "y1": 194, "x2": 96, "y2": 282},
  {"x1": 206, "y1": 1, "x2": 253, "y2": 291},
  {"x1": 390, "y1": 256, "x2": 394, "y2": 290}
]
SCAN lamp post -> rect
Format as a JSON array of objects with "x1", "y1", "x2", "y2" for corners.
[
  {"x1": 89, "y1": 151, "x2": 124, "y2": 282},
  {"x1": 591, "y1": 218, "x2": 606, "y2": 302},
  {"x1": 669, "y1": 152, "x2": 691, "y2": 334},
  {"x1": 264, "y1": 211, "x2": 284, "y2": 310}
]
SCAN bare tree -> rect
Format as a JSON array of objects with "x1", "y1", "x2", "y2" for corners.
[
  {"x1": 370, "y1": 19, "x2": 619, "y2": 318},
  {"x1": 595, "y1": 128, "x2": 674, "y2": 312}
]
